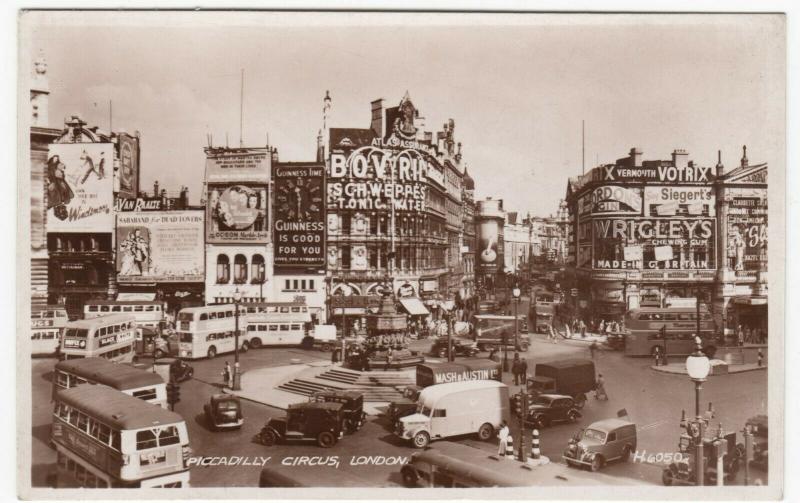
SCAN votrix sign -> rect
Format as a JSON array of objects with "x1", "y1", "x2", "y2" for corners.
[
  {"x1": 273, "y1": 163, "x2": 326, "y2": 269},
  {"x1": 602, "y1": 164, "x2": 713, "y2": 183}
]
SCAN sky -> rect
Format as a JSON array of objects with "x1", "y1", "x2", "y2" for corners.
[{"x1": 22, "y1": 11, "x2": 785, "y2": 217}]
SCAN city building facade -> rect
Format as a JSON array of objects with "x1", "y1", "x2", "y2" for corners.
[{"x1": 564, "y1": 147, "x2": 768, "y2": 335}]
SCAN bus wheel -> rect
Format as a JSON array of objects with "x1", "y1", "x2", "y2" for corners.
[
  {"x1": 241, "y1": 341, "x2": 249, "y2": 353},
  {"x1": 207, "y1": 346, "x2": 217, "y2": 359},
  {"x1": 250, "y1": 338, "x2": 262, "y2": 349},
  {"x1": 477, "y1": 423, "x2": 494, "y2": 441}
]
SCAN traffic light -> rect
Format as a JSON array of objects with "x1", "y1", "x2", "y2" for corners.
[
  {"x1": 167, "y1": 382, "x2": 181, "y2": 409},
  {"x1": 512, "y1": 393, "x2": 523, "y2": 416}
]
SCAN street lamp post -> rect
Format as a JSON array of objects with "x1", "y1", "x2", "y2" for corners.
[
  {"x1": 512, "y1": 286, "x2": 521, "y2": 349},
  {"x1": 686, "y1": 336, "x2": 711, "y2": 486},
  {"x1": 232, "y1": 288, "x2": 243, "y2": 391}
]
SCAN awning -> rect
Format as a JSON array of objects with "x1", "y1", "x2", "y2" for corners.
[
  {"x1": 399, "y1": 297, "x2": 430, "y2": 316},
  {"x1": 733, "y1": 296, "x2": 768, "y2": 306}
]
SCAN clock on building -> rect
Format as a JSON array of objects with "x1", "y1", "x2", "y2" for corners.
[{"x1": 276, "y1": 176, "x2": 323, "y2": 222}]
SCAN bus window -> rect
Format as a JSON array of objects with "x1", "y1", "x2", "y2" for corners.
[
  {"x1": 664, "y1": 314, "x2": 676, "y2": 321},
  {"x1": 280, "y1": 325, "x2": 290, "y2": 331},
  {"x1": 88, "y1": 306, "x2": 98, "y2": 312},
  {"x1": 291, "y1": 307, "x2": 301, "y2": 313},
  {"x1": 269, "y1": 325, "x2": 278, "y2": 331},
  {"x1": 267, "y1": 306, "x2": 278, "y2": 313},
  {"x1": 280, "y1": 307, "x2": 289, "y2": 313},
  {"x1": 100, "y1": 306, "x2": 110, "y2": 312},
  {"x1": 158, "y1": 426, "x2": 180, "y2": 446},
  {"x1": 291, "y1": 324, "x2": 300, "y2": 330},
  {"x1": 258, "y1": 325, "x2": 267, "y2": 331},
  {"x1": 247, "y1": 324, "x2": 256, "y2": 331},
  {"x1": 209, "y1": 312, "x2": 217, "y2": 320},
  {"x1": 134, "y1": 306, "x2": 144, "y2": 312},
  {"x1": 178, "y1": 312, "x2": 194, "y2": 322},
  {"x1": 111, "y1": 431, "x2": 121, "y2": 451},
  {"x1": 111, "y1": 306, "x2": 121, "y2": 312},
  {"x1": 98, "y1": 327, "x2": 106, "y2": 336},
  {"x1": 246, "y1": 307, "x2": 256, "y2": 314},
  {"x1": 200, "y1": 313, "x2": 208, "y2": 321},
  {"x1": 145, "y1": 306, "x2": 155, "y2": 312},
  {"x1": 226, "y1": 311, "x2": 233, "y2": 318},
  {"x1": 678, "y1": 313, "x2": 691, "y2": 320}
]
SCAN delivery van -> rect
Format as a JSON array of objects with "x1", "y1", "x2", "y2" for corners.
[{"x1": 395, "y1": 380, "x2": 510, "y2": 448}]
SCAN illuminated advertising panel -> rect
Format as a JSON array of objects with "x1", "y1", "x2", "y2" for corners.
[
  {"x1": 117, "y1": 133, "x2": 139, "y2": 199},
  {"x1": 727, "y1": 189, "x2": 767, "y2": 272},
  {"x1": 644, "y1": 186, "x2": 715, "y2": 217},
  {"x1": 477, "y1": 219, "x2": 500, "y2": 274},
  {"x1": 273, "y1": 163, "x2": 326, "y2": 269},
  {"x1": 207, "y1": 184, "x2": 269, "y2": 243}
]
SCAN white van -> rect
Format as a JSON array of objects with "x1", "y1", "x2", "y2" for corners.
[{"x1": 395, "y1": 380, "x2": 510, "y2": 448}]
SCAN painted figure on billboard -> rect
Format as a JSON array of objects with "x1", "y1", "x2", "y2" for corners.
[
  {"x1": 119, "y1": 228, "x2": 151, "y2": 276},
  {"x1": 78, "y1": 149, "x2": 106, "y2": 184},
  {"x1": 46, "y1": 155, "x2": 74, "y2": 219},
  {"x1": 214, "y1": 185, "x2": 262, "y2": 229}
]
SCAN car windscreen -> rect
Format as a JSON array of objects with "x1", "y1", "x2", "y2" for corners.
[{"x1": 582, "y1": 428, "x2": 606, "y2": 443}]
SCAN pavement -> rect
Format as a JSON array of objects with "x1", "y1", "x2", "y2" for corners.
[{"x1": 221, "y1": 360, "x2": 331, "y2": 410}]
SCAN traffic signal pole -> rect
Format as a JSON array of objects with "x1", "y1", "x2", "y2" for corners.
[{"x1": 518, "y1": 391, "x2": 528, "y2": 462}]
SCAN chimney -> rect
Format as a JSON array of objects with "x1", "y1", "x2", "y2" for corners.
[
  {"x1": 715, "y1": 150, "x2": 724, "y2": 177},
  {"x1": 271, "y1": 147, "x2": 279, "y2": 163},
  {"x1": 740, "y1": 145, "x2": 749, "y2": 167},
  {"x1": 153, "y1": 180, "x2": 159, "y2": 198},
  {"x1": 629, "y1": 147, "x2": 642, "y2": 167},
  {"x1": 370, "y1": 98, "x2": 384, "y2": 137},
  {"x1": 671, "y1": 149, "x2": 688, "y2": 170},
  {"x1": 424, "y1": 131, "x2": 433, "y2": 143}
]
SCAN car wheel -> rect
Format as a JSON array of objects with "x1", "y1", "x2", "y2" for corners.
[
  {"x1": 437, "y1": 348, "x2": 448, "y2": 358},
  {"x1": 250, "y1": 338, "x2": 262, "y2": 349},
  {"x1": 535, "y1": 415, "x2": 550, "y2": 428},
  {"x1": 401, "y1": 467, "x2": 418, "y2": 488},
  {"x1": 662, "y1": 468, "x2": 674, "y2": 486},
  {"x1": 207, "y1": 346, "x2": 217, "y2": 359},
  {"x1": 519, "y1": 344, "x2": 529, "y2": 352},
  {"x1": 620, "y1": 445, "x2": 631, "y2": 462},
  {"x1": 260, "y1": 430, "x2": 277, "y2": 446},
  {"x1": 343, "y1": 419, "x2": 356, "y2": 434},
  {"x1": 241, "y1": 341, "x2": 249, "y2": 353},
  {"x1": 477, "y1": 423, "x2": 494, "y2": 441},
  {"x1": 573, "y1": 394, "x2": 587, "y2": 409},
  {"x1": 567, "y1": 409, "x2": 580, "y2": 422},
  {"x1": 321, "y1": 343, "x2": 332, "y2": 352},
  {"x1": 590, "y1": 455, "x2": 604, "y2": 472},
  {"x1": 317, "y1": 431, "x2": 336, "y2": 448},
  {"x1": 413, "y1": 431, "x2": 430, "y2": 449},
  {"x1": 187, "y1": 369, "x2": 193, "y2": 380}
]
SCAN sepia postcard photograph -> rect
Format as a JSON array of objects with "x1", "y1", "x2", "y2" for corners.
[{"x1": 14, "y1": 6, "x2": 789, "y2": 501}]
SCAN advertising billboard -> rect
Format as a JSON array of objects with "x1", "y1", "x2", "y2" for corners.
[
  {"x1": 117, "y1": 133, "x2": 139, "y2": 199},
  {"x1": 116, "y1": 211, "x2": 204, "y2": 283},
  {"x1": 273, "y1": 163, "x2": 326, "y2": 269},
  {"x1": 581, "y1": 186, "x2": 642, "y2": 215},
  {"x1": 207, "y1": 184, "x2": 269, "y2": 243},
  {"x1": 644, "y1": 186, "x2": 714, "y2": 217},
  {"x1": 46, "y1": 143, "x2": 114, "y2": 232},
  {"x1": 205, "y1": 148, "x2": 270, "y2": 183},
  {"x1": 727, "y1": 191, "x2": 767, "y2": 272},
  {"x1": 593, "y1": 217, "x2": 715, "y2": 270},
  {"x1": 599, "y1": 164, "x2": 714, "y2": 184},
  {"x1": 477, "y1": 219, "x2": 500, "y2": 273},
  {"x1": 327, "y1": 133, "x2": 430, "y2": 213}
]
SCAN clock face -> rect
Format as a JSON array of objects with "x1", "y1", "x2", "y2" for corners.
[{"x1": 277, "y1": 176, "x2": 323, "y2": 222}]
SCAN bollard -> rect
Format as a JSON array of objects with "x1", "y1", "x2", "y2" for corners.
[
  {"x1": 505, "y1": 435, "x2": 515, "y2": 458},
  {"x1": 531, "y1": 429, "x2": 541, "y2": 460}
]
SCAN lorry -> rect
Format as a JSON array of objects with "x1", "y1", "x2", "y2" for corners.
[
  {"x1": 526, "y1": 359, "x2": 596, "y2": 409},
  {"x1": 395, "y1": 380, "x2": 510, "y2": 448},
  {"x1": 301, "y1": 324, "x2": 338, "y2": 352},
  {"x1": 388, "y1": 360, "x2": 502, "y2": 426}
]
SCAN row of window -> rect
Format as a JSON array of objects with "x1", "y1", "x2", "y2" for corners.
[
  {"x1": 94, "y1": 322, "x2": 136, "y2": 338},
  {"x1": 215, "y1": 254, "x2": 266, "y2": 285},
  {"x1": 205, "y1": 331, "x2": 235, "y2": 342},
  {"x1": 243, "y1": 305, "x2": 307, "y2": 314},
  {"x1": 54, "y1": 371, "x2": 88, "y2": 389},
  {"x1": 54, "y1": 401, "x2": 121, "y2": 450},
  {"x1": 131, "y1": 388, "x2": 159, "y2": 401},
  {"x1": 635, "y1": 312, "x2": 712, "y2": 321},
  {"x1": 284, "y1": 279, "x2": 316, "y2": 291},
  {"x1": 87, "y1": 304, "x2": 161, "y2": 313},
  {"x1": 332, "y1": 213, "x2": 448, "y2": 238},
  {"x1": 334, "y1": 245, "x2": 447, "y2": 271},
  {"x1": 32, "y1": 330, "x2": 59, "y2": 340},
  {"x1": 56, "y1": 452, "x2": 111, "y2": 488},
  {"x1": 96, "y1": 344, "x2": 134, "y2": 359},
  {"x1": 247, "y1": 324, "x2": 302, "y2": 332}
]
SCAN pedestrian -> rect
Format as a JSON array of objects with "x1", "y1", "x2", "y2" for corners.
[
  {"x1": 595, "y1": 373, "x2": 608, "y2": 400},
  {"x1": 385, "y1": 346, "x2": 393, "y2": 371},
  {"x1": 519, "y1": 358, "x2": 528, "y2": 387},
  {"x1": 738, "y1": 326, "x2": 745, "y2": 347},
  {"x1": 599, "y1": 319, "x2": 606, "y2": 335},
  {"x1": 497, "y1": 420, "x2": 510, "y2": 456},
  {"x1": 512, "y1": 353, "x2": 522, "y2": 386},
  {"x1": 331, "y1": 346, "x2": 340, "y2": 365},
  {"x1": 222, "y1": 361, "x2": 231, "y2": 388},
  {"x1": 580, "y1": 320, "x2": 587, "y2": 338},
  {"x1": 589, "y1": 341, "x2": 598, "y2": 361},
  {"x1": 653, "y1": 345, "x2": 662, "y2": 366}
]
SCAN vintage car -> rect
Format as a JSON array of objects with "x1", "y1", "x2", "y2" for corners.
[
  {"x1": 661, "y1": 430, "x2": 744, "y2": 485},
  {"x1": 429, "y1": 338, "x2": 479, "y2": 359},
  {"x1": 563, "y1": 418, "x2": 637, "y2": 472},
  {"x1": 204, "y1": 394, "x2": 244, "y2": 431},
  {"x1": 516, "y1": 393, "x2": 582, "y2": 428},
  {"x1": 169, "y1": 358, "x2": 194, "y2": 383},
  {"x1": 388, "y1": 386, "x2": 423, "y2": 427},
  {"x1": 255, "y1": 402, "x2": 345, "y2": 448},
  {"x1": 310, "y1": 390, "x2": 366, "y2": 433}
]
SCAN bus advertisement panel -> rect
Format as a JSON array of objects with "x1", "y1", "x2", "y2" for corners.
[{"x1": 116, "y1": 211, "x2": 204, "y2": 283}]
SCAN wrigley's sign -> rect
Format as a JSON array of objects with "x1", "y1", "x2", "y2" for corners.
[{"x1": 602, "y1": 164, "x2": 714, "y2": 183}]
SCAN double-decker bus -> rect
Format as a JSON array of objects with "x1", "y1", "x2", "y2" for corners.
[
  {"x1": 51, "y1": 384, "x2": 190, "y2": 488},
  {"x1": 31, "y1": 305, "x2": 69, "y2": 356},
  {"x1": 84, "y1": 300, "x2": 165, "y2": 330},
  {"x1": 243, "y1": 302, "x2": 313, "y2": 348},
  {"x1": 176, "y1": 304, "x2": 251, "y2": 359},
  {"x1": 53, "y1": 357, "x2": 167, "y2": 408},
  {"x1": 623, "y1": 306, "x2": 716, "y2": 357},
  {"x1": 59, "y1": 314, "x2": 137, "y2": 363}
]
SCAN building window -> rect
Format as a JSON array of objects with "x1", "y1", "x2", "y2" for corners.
[
  {"x1": 309, "y1": 279, "x2": 315, "y2": 290},
  {"x1": 216, "y1": 255, "x2": 230, "y2": 284},
  {"x1": 251, "y1": 254, "x2": 265, "y2": 284},
  {"x1": 293, "y1": 279, "x2": 299, "y2": 290},
  {"x1": 233, "y1": 254, "x2": 248, "y2": 284},
  {"x1": 342, "y1": 214, "x2": 351, "y2": 235},
  {"x1": 341, "y1": 246, "x2": 351, "y2": 270},
  {"x1": 285, "y1": 279, "x2": 291, "y2": 290},
  {"x1": 370, "y1": 215, "x2": 378, "y2": 235},
  {"x1": 369, "y1": 246, "x2": 378, "y2": 268},
  {"x1": 300, "y1": 280, "x2": 307, "y2": 290}
]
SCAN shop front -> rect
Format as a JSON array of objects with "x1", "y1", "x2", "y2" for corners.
[{"x1": 730, "y1": 296, "x2": 768, "y2": 342}]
